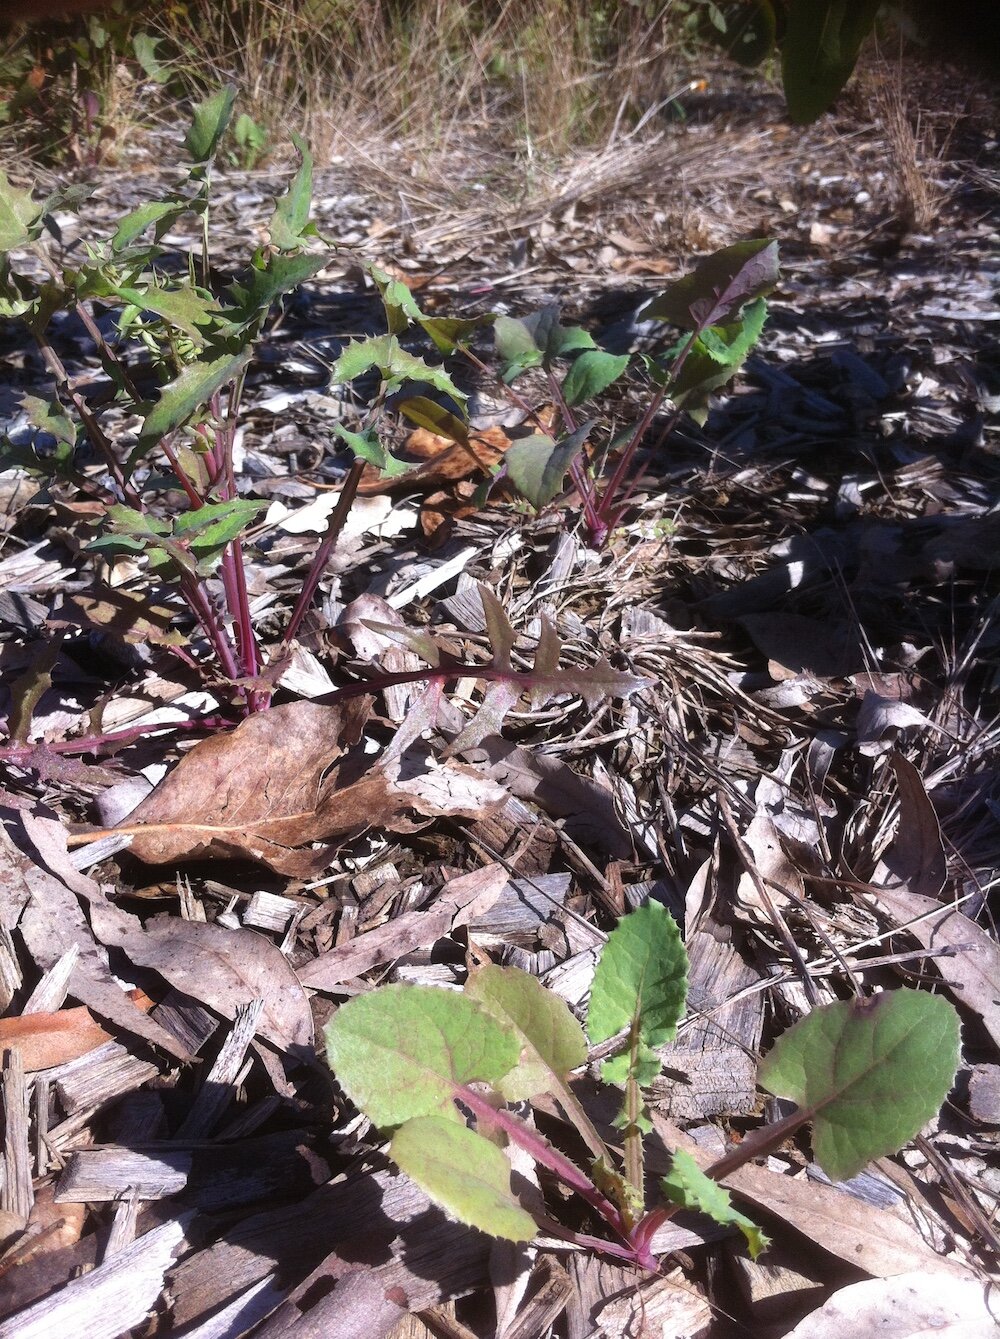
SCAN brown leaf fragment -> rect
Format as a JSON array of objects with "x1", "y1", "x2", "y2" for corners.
[
  {"x1": 2, "y1": 817, "x2": 188, "y2": 1062},
  {"x1": 90, "y1": 700, "x2": 503, "y2": 876},
  {"x1": 299, "y1": 864, "x2": 508, "y2": 991},
  {"x1": 739, "y1": 613, "x2": 864, "y2": 679},
  {"x1": 0, "y1": 1008, "x2": 112, "y2": 1072},
  {"x1": 94, "y1": 916, "x2": 314, "y2": 1053},
  {"x1": 874, "y1": 754, "x2": 947, "y2": 899}
]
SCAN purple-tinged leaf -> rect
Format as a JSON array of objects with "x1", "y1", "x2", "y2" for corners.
[
  {"x1": 758, "y1": 992, "x2": 960, "y2": 1182},
  {"x1": 641, "y1": 240, "x2": 779, "y2": 332}
]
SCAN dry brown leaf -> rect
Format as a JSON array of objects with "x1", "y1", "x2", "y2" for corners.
[
  {"x1": 93, "y1": 915, "x2": 314, "y2": 1053},
  {"x1": 3, "y1": 816, "x2": 189, "y2": 1061},
  {"x1": 358, "y1": 425, "x2": 513, "y2": 496},
  {"x1": 299, "y1": 864, "x2": 508, "y2": 991},
  {"x1": 0, "y1": 1007, "x2": 112, "y2": 1072},
  {"x1": 735, "y1": 812, "x2": 805, "y2": 924},
  {"x1": 874, "y1": 754, "x2": 947, "y2": 898},
  {"x1": 786, "y1": 1271, "x2": 1000, "y2": 1338},
  {"x1": 92, "y1": 700, "x2": 505, "y2": 876}
]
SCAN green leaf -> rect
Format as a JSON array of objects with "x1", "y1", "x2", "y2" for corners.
[
  {"x1": 666, "y1": 299, "x2": 769, "y2": 419},
  {"x1": 587, "y1": 901, "x2": 688, "y2": 1087},
  {"x1": 19, "y1": 395, "x2": 76, "y2": 447},
  {"x1": 135, "y1": 348, "x2": 251, "y2": 459},
  {"x1": 504, "y1": 422, "x2": 591, "y2": 512},
  {"x1": 466, "y1": 965, "x2": 587, "y2": 1102},
  {"x1": 494, "y1": 314, "x2": 544, "y2": 382},
  {"x1": 391, "y1": 1115, "x2": 536, "y2": 1241},
  {"x1": 0, "y1": 170, "x2": 40, "y2": 251},
  {"x1": 369, "y1": 264, "x2": 422, "y2": 337},
  {"x1": 132, "y1": 32, "x2": 169, "y2": 83},
  {"x1": 758, "y1": 992, "x2": 961, "y2": 1182},
  {"x1": 397, "y1": 395, "x2": 470, "y2": 446},
  {"x1": 332, "y1": 424, "x2": 412, "y2": 478},
  {"x1": 642, "y1": 240, "x2": 778, "y2": 331},
  {"x1": 660, "y1": 1149, "x2": 769, "y2": 1259},
  {"x1": 494, "y1": 306, "x2": 595, "y2": 382},
  {"x1": 226, "y1": 252, "x2": 328, "y2": 325},
  {"x1": 112, "y1": 201, "x2": 189, "y2": 251},
  {"x1": 111, "y1": 285, "x2": 222, "y2": 341},
  {"x1": 781, "y1": 0, "x2": 881, "y2": 125},
  {"x1": 173, "y1": 498, "x2": 265, "y2": 574},
  {"x1": 330, "y1": 334, "x2": 467, "y2": 406},
  {"x1": 418, "y1": 313, "x2": 492, "y2": 356},
  {"x1": 184, "y1": 85, "x2": 237, "y2": 163},
  {"x1": 562, "y1": 349, "x2": 630, "y2": 407},
  {"x1": 269, "y1": 133, "x2": 314, "y2": 251},
  {"x1": 324, "y1": 983, "x2": 520, "y2": 1128}
]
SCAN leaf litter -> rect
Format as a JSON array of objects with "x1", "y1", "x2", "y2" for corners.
[{"x1": 1, "y1": 52, "x2": 1000, "y2": 1339}]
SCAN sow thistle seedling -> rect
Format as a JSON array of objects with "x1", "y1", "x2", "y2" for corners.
[{"x1": 326, "y1": 900, "x2": 960, "y2": 1268}]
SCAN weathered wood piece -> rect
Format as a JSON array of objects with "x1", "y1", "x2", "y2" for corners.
[
  {"x1": 0, "y1": 1217, "x2": 189, "y2": 1339},
  {"x1": 1, "y1": 1047, "x2": 33, "y2": 1220},
  {"x1": 176, "y1": 996, "x2": 264, "y2": 1138}
]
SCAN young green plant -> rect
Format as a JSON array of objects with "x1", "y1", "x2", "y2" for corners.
[{"x1": 325, "y1": 899, "x2": 960, "y2": 1269}]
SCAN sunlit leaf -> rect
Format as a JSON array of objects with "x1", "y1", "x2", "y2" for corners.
[
  {"x1": 184, "y1": 85, "x2": 237, "y2": 163},
  {"x1": 467, "y1": 964, "x2": 587, "y2": 1102},
  {"x1": 587, "y1": 901, "x2": 688, "y2": 1087},
  {"x1": 642, "y1": 240, "x2": 778, "y2": 331},
  {"x1": 758, "y1": 991, "x2": 961, "y2": 1182},
  {"x1": 0, "y1": 169, "x2": 40, "y2": 251},
  {"x1": 562, "y1": 349, "x2": 630, "y2": 407},
  {"x1": 391, "y1": 1115, "x2": 536, "y2": 1241},
  {"x1": 269, "y1": 132, "x2": 314, "y2": 251},
  {"x1": 135, "y1": 349, "x2": 251, "y2": 459},
  {"x1": 324, "y1": 983, "x2": 519, "y2": 1127},
  {"x1": 661, "y1": 1149, "x2": 768, "y2": 1258}
]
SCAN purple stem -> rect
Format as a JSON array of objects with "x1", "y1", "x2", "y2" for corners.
[
  {"x1": 456, "y1": 1083, "x2": 628, "y2": 1240},
  {"x1": 0, "y1": 714, "x2": 236, "y2": 763},
  {"x1": 283, "y1": 457, "x2": 367, "y2": 648}
]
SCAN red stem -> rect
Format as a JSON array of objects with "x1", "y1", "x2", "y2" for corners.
[{"x1": 282, "y1": 457, "x2": 366, "y2": 648}]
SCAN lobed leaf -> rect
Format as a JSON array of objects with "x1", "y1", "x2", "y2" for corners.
[
  {"x1": 330, "y1": 334, "x2": 467, "y2": 407},
  {"x1": 135, "y1": 348, "x2": 251, "y2": 461},
  {"x1": 112, "y1": 201, "x2": 189, "y2": 252},
  {"x1": 325, "y1": 984, "x2": 519, "y2": 1127},
  {"x1": 587, "y1": 901, "x2": 688, "y2": 1087},
  {"x1": 0, "y1": 169, "x2": 40, "y2": 251},
  {"x1": 269, "y1": 133, "x2": 315, "y2": 252},
  {"x1": 758, "y1": 991, "x2": 961, "y2": 1182},
  {"x1": 184, "y1": 85, "x2": 237, "y2": 163},
  {"x1": 391, "y1": 1115, "x2": 536, "y2": 1242},
  {"x1": 660, "y1": 1149, "x2": 768, "y2": 1259}
]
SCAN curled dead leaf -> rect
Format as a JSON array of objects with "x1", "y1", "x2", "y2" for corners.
[{"x1": 78, "y1": 700, "x2": 504, "y2": 877}]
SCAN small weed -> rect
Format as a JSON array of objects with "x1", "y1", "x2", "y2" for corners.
[{"x1": 326, "y1": 900, "x2": 960, "y2": 1266}]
